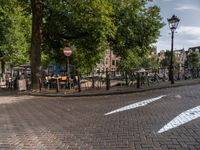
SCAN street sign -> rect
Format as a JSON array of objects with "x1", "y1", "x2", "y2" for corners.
[{"x1": 63, "y1": 47, "x2": 72, "y2": 56}]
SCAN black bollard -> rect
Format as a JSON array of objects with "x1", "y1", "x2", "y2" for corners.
[
  {"x1": 78, "y1": 76, "x2": 81, "y2": 92},
  {"x1": 56, "y1": 78, "x2": 59, "y2": 93},
  {"x1": 125, "y1": 71, "x2": 128, "y2": 86},
  {"x1": 137, "y1": 72, "x2": 140, "y2": 88},
  {"x1": 92, "y1": 76, "x2": 95, "y2": 88},
  {"x1": 39, "y1": 78, "x2": 42, "y2": 92},
  {"x1": 106, "y1": 68, "x2": 110, "y2": 90}
]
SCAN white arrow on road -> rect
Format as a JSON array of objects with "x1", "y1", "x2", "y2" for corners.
[
  {"x1": 158, "y1": 105, "x2": 200, "y2": 133},
  {"x1": 104, "y1": 95, "x2": 166, "y2": 116}
]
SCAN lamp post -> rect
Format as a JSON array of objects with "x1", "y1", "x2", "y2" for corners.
[{"x1": 167, "y1": 14, "x2": 180, "y2": 84}]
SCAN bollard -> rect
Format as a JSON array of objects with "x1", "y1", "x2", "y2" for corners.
[
  {"x1": 39, "y1": 78, "x2": 42, "y2": 92},
  {"x1": 106, "y1": 68, "x2": 110, "y2": 90},
  {"x1": 92, "y1": 76, "x2": 95, "y2": 88},
  {"x1": 78, "y1": 76, "x2": 81, "y2": 92},
  {"x1": 137, "y1": 72, "x2": 140, "y2": 88},
  {"x1": 125, "y1": 71, "x2": 128, "y2": 86},
  {"x1": 56, "y1": 78, "x2": 59, "y2": 93}
]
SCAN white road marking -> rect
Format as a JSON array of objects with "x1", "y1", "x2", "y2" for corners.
[
  {"x1": 104, "y1": 95, "x2": 166, "y2": 116},
  {"x1": 158, "y1": 105, "x2": 200, "y2": 133},
  {"x1": 175, "y1": 94, "x2": 182, "y2": 99}
]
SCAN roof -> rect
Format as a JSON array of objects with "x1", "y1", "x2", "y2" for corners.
[
  {"x1": 188, "y1": 46, "x2": 200, "y2": 51},
  {"x1": 174, "y1": 48, "x2": 185, "y2": 52}
]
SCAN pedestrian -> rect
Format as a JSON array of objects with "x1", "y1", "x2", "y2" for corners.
[{"x1": 5, "y1": 73, "x2": 9, "y2": 88}]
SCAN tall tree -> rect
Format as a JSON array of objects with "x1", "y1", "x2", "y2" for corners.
[
  {"x1": 0, "y1": 1, "x2": 10, "y2": 73},
  {"x1": 0, "y1": 0, "x2": 31, "y2": 73},
  {"x1": 30, "y1": 0, "x2": 43, "y2": 89},
  {"x1": 109, "y1": 0, "x2": 164, "y2": 71},
  {"x1": 42, "y1": 0, "x2": 163, "y2": 74},
  {"x1": 160, "y1": 51, "x2": 176, "y2": 68},
  {"x1": 42, "y1": 0, "x2": 116, "y2": 73}
]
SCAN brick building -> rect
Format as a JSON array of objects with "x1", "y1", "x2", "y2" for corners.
[
  {"x1": 174, "y1": 49, "x2": 187, "y2": 65},
  {"x1": 96, "y1": 49, "x2": 121, "y2": 75}
]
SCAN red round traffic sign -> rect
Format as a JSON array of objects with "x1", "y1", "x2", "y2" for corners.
[{"x1": 63, "y1": 47, "x2": 72, "y2": 56}]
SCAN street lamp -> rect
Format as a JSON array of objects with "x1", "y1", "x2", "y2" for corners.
[{"x1": 167, "y1": 14, "x2": 180, "y2": 84}]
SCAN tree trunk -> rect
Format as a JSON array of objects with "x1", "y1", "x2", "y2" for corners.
[
  {"x1": 30, "y1": 0, "x2": 43, "y2": 90},
  {"x1": 0, "y1": 60, "x2": 5, "y2": 74}
]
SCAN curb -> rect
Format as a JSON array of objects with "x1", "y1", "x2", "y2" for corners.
[{"x1": 26, "y1": 80, "x2": 200, "y2": 97}]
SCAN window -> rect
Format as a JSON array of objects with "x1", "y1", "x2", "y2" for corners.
[
  {"x1": 97, "y1": 69, "x2": 100, "y2": 75},
  {"x1": 116, "y1": 60, "x2": 119, "y2": 66},
  {"x1": 105, "y1": 59, "x2": 108, "y2": 64},
  {"x1": 102, "y1": 68, "x2": 105, "y2": 74},
  {"x1": 112, "y1": 60, "x2": 115, "y2": 66}
]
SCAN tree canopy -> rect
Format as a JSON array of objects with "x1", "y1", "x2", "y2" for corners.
[
  {"x1": 0, "y1": 0, "x2": 31, "y2": 65},
  {"x1": 160, "y1": 50, "x2": 177, "y2": 68},
  {"x1": 42, "y1": 0, "x2": 163, "y2": 73},
  {"x1": 109, "y1": 0, "x2": 164, "y2": 70},
  {"x1": 185, "y1": 51, "x2": 200, "y2": 68},
  {"x1": 42, "y1": 0, "x2": 116, "y2": 73},
  {"x1": 0, "y1": 0, "x2": 164, "y2": 89}
]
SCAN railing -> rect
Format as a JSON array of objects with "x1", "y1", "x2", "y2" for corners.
[
  {"x1": 38, "y1": 67, "x2": 200, "y2": 92},
  {"x1": 2, "y1": 67, "x2": 200, "y2": 93}
]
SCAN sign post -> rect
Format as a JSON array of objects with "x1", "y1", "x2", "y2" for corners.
[{"x1": 63, "y1": 47, "x2": 72, "y2": 79}]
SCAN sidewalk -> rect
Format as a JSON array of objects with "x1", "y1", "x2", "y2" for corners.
[
  {"x1": 27, "y1": 79, "x2": 200, "y2": 97},
  {"x1": 1, "y1": 79, "x2": 200, "y2": 97}
]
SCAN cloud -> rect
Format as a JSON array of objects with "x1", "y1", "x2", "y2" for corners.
[
  {"x1": 175, "y1": 26, "x2": 200, "y2": 48},
  {"x1": 153, "y1": 0, "x2": 175, "y2": 3},
  {"x1": 176, "y1": 26, "x2": 200, "y2": 49},
  {"x1": 162, "y1": 0, "x2": 175, "y2": 2},
  {"x1": 175, "y1": 5, "x2": 199, "y2": 11},
  {"x1": 187, "y1": 39, "x2": 200, "y2": 45},
  {"x1": 178, "y1": 26, "x2": 200, "y2": 36},
  {"x1": 156, "y1": 26, "x2": 200, "y2": 51}
]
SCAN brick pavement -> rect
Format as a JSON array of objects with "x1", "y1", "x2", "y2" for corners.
[{"x1": 0, "y1": 84, "x2": 200, "y2": 149}]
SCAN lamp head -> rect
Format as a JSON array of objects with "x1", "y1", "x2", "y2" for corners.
[{"x1": 167, "y1": 14, "x2": 180, "y2": 32}]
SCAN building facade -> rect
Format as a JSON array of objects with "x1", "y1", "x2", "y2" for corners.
[
  {"x1": 174, "y1": 49, "x2": 187, "y2": 65},
  {"x1": 188, "y1": 46, "x2": 200, "y2": 55},
  {"x1": 96, "y1": 49, "x2": 121, "y2": 75}
]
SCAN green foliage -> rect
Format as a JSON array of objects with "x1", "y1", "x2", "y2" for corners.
[
  {"x1": 185, "y1": 52, "x2": 200, "y2": 68},
  {"x1": 109, "y1": 0, "x2": 164, "y2": 71},
  {"x1": 43, "y1": 0, "x2": 116, "y2": 73},
  {"x1": 43, "y1": 0, "x2": 163, "y2": 73},
  {"x1": 117, "y1": 50, "x2": 141, "y2": 71},
  {"x1": 140, "y1": 55, "x2": 159, "y2": 69},
  {"x1": 160, "y1": 51, "x2": 176, "y2": 68},
  {"x1": 0, "y1": 0, "x2": 31, "y2": 65},
  {"x1": 118, "y1": 50, "x2": 159, "y2": 71},
  {"x1": 0, "y1": 1, "x2": 11, "y2": 60},
  {"x1": 0, "y1": 0, "x2": 164, "y2": 74}
]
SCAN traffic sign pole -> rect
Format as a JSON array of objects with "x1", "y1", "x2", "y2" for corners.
[
  {"x1": 63, "y1": 47, "x2": 72, "y2": 86},
  {"x1": 67, "y1": 56, "x2": 70, "y2": 79}
]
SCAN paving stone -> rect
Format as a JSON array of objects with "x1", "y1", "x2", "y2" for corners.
[{"x1": 0, "y1": 84, "x2": 200, "y2": 149}]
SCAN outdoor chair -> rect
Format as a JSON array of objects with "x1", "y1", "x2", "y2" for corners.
[{"x1": 59, "y1": 76, "x2": 67, "y2": 89}]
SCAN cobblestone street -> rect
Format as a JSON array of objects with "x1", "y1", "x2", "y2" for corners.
[{"x1": 0, "y1": 85, "x2": 200, "y2": 149}]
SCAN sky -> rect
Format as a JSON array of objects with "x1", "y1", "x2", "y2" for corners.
[{"x1": 150, "y1": 0, "x2": 200, "y2": 52}]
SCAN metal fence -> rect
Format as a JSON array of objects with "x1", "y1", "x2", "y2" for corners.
[
  {"x1": 3, "y1": 67, "x2": 200, "y2": 92},
  {"x1": 38, "y1": 67, "x2": 200, "y2": 93}
]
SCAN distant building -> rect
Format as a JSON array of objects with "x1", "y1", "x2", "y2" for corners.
[
  {"x1": 158, "y1": 50, "x2": 166, "y2": 64},
  {"x1": 188, "y1": 46, "x2": 200, "y2": 55},
  {"x1": 96, "y1": 49, "x2": 121, "y2": 75},
  {"x1": 157, "y1": 49, "x2": 187, "y2": 68},
  {"x1": 174, "y1": 49, "x2": 187, "y2": 65}
]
